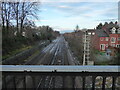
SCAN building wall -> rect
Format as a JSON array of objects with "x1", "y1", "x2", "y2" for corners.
[
  {"x1": 99, "y1": 37, "x2": 109, "y2": 51},
  {"x1": 92, "y1": 35, "x2": 110, "y2": 51},
  {"x1": 109, "y1": 34, "x2": 120, "y2": 48},
  {"x1": 92, "y1": 34, "x2": 120, "y2": 51},
  {"x1": 91, "y1": 34, "x2": 100, "y2": 50},
  {"x1": 86, "y1": 28, "x2": 120, "y2": 51},
  {"x1": 118, "y1": 34, "x2": 120, "y2": 44}
]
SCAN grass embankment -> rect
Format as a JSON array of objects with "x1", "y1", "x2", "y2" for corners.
[
  {"x1": 64, "y1": 34, "x2": 83, "y2": 64},
  {"x1": 2, "y1": 40, "x2": 50, "y2": 64},
  {"x1": 2, "y1": 25, "x2": 60, "y2": 61},
  {"x1": 2, "y1": 45, "x2": 32, "y2": 60},
  {"x1": 23, "y1": 49, "x2": 40, "y2": 64}
]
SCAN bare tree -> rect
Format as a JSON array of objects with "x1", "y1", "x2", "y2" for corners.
[
  {"x1": 11, "y1": 2, "x2": 19, "y2": 33},
  {"x1": 18, "y1": 2, "x2": 39, "y2": 35},
  {"x1": 1, "y1": 2, "x2": 5, "y2": 30},
  {"x1": 1, "y1": 2, "x2": 13, "y2": 34},
  {"x1": 1, "y1": 2, "x2": 40, "y2": 36},
  {"x1": 4, "y1": 2, "x2": 12, "y2": 33}
]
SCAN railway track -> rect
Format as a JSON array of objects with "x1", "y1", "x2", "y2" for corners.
[
  {"x1": 36, "y1": 36, "x2": 70, "y2": 89},
  {"x1": 3, "y1": 36, "x2": 120, "y2": 89},
  {"x1": 4, "y1": 36, "x2": 77, "y2": 89}
]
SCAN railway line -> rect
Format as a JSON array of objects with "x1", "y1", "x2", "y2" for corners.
[
  {"x1": 2, "y1": 36, "x2": 120, "y2": 89},
  {"x1": 5, "y1": 36, "x2": 77, "y2": 89},
  {"x1": 35, "y1": 36, "x2": 70, "y2": 89}
]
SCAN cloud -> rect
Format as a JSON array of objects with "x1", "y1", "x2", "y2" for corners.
[
  {"x1": 101, "y1": 7, "x2": 118, "y2": 17},
  {"x1": 44, "y1": 2, "x2": 117, "y2": 19},
  {"x1": 61, "y1": 2, "x2": 118, "y2": 19},
  {"x1": 41, "y1": 20, "x2": 49, "y2": 22},
  {"x1": 31, "y1": 19, "x2": 49, "y2": 22},
  {"x1": 5, "y1": 0, "x2": 119, "y2": 3},
  {"x1": 38, "y1": 1, "x2": 118, "y2": 30},
  {"x1": 88, "y1": 6, "x2": 118, "y2": 19},
  {"x1": 95, "y1": 18, "x2": 118, "y2": 21},
  {"x1": 42, "y1": 8, "x2": 47, "y2": 11},
  {"x1": 41, "y1": 0, "x2": 119, "y2": 2},
  {"x1": 48, "y1": 3, "x2": 93, "y2": 17},
  {"x1": 58, "y1": 5, "x2": 71, "y2": 9}
]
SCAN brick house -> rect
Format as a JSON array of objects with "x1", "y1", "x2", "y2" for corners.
[{"x1": 92, "y1": 27, "x2": 120, "y2": 51}]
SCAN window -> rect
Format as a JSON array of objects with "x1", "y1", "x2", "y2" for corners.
[
  {"x1": 88, "y1": 32, "x2": 91, "y2": 35},
  {"x1": 111, "y1": 44, "x2": 115, "y2": 47},
  {"x1": 118, "y1": 37, "x2": 120, "y2": 41},
  {"x1": 100, "y1": 44, "x2": 105, "y2": 50},
  {"x1": 105, "y1": 37, "x2": 109, "y2": 41},
  {"x1": 111, "y1": 37, "x2": 116, "y2": 43},
  {"x1": 111, "y1": 27, "x2": 116, "y2": 34},
  {"x1": 92, "y1": 32, "x2": 95, "y2": 35},
  {"x1": 116, "y1": 44, "x2": 120, "y2": 48},
  {"x1": 106, "y1": 44, "x2": 108, "y2": 47},
  {"x1": 100, "y1": 38, "x2": 104, "y2": 41}
]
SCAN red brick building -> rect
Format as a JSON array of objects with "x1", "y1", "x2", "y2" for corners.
[{"x1": 92, "y1": 27, "x2": 120, "y2": 51}]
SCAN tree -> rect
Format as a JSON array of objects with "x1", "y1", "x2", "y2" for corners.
[
  {"x1": 96, "y1": 23, "x2": 103, "y2": 29},
  {"x1": 76, "y1": 25, "x2": 79, "y2": 30},
  {"x1": 1, "y1": 2, "x2": 5, "y2": 30},
  {"x1": 1, "y1": 2, "x2": 40, "y2": 36},
  {"x1": 115, "y1": 21, "x2": 118, "y2": 25},
  {"x1": 11, "y1": 2, "x2": 19, "y2": 34},
  {"x1": 1, "y1": 2, "x2": 13, "y2": 33},
  {"x1": 18, "y1": 2, "x2": 39, "y2": 35},
  {"x1": 74, "y1": 25, "x2": 79, "y2": 32},
  {"x1": 109, "y1": 21, "x2": 114, "y2": 25},
  {"x1": 104, "y1": 22, "x2": 108, "y2": 26}
]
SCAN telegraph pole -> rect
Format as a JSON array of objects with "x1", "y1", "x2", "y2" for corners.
[
  {"x1": 83, "y1": 30, "x2": 86, "y2": 66},
  {"x1": 83, "y1": 30, "x2": 93, "y2": 65},
  {"x1": 83, "y1": 30, "x2": 86, "y2": 65}
]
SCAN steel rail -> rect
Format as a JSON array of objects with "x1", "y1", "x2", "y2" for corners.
[{"x1": 36, "y1": 38, "x2": 62, "y2": 89}]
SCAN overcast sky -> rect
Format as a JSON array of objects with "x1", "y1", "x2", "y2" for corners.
[{"x1": 34, "y1": 0, "x2": 118, "y2": 33}]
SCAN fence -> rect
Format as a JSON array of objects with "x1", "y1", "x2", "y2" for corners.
[{"x1": 1, "y1": 65, "x2": 120, "y2": 89}]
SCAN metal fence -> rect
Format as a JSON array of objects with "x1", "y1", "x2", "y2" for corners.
[{"x1": 1, "y1": 65, "x2": 120, "y2": 90}]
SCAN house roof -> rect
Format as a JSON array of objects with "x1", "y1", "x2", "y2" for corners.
[
  {"x1": 95, "y1": 29, "x2": 109, "y2": 37},
  {"x1": 87, "y1": 29, "x2": 95, "y2": 32}
]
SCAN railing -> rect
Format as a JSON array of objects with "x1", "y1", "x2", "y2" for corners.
[{"x1": 1, "y1": 65, "x2": 120, "y2": 89}]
